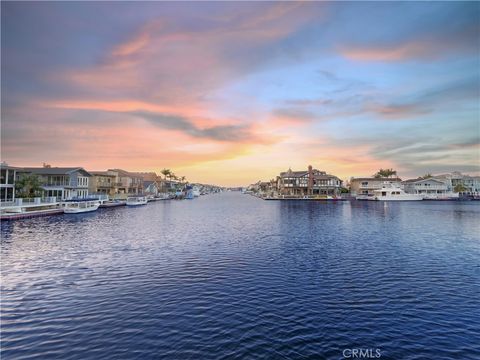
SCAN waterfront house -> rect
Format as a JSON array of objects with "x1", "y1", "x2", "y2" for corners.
[
  {"x1": 0, "y1": 162, "x2": 18, "y2": 203},
  {"x1": 131, "y1": 172, "x2": 165, "y2": 195},
  {"x1": 277, "y1": 165, "x2": 342, "y2": 196},
  {"x1": 402, "y1": 178, "x2": 456, "y2": 199},
  {"x1": 88, "y1": 171, "x2": 116, "y2": 196},
  {"x1": 350, "y1": 177, "x2": 402, "y2": 197},
  {"x1": 107, "y1": 169, "x2": 143, "y2": 194},
  {"x1": 18, "y1": 166, "x2": 92, "y2": 200},
  {"x1": 432, "y1": 172, "x2": 480, "y2": 196}
]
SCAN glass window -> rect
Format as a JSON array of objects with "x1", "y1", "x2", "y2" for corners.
[
  {"x1": 7, "y1": 188, "x2": 13, "y2": 201},
  {"x1": 7, "y1": 170, "x2": 14, "y2": 184},
  {"x1": 0, "y1": 169, "x2": 6, "y2": 185}
]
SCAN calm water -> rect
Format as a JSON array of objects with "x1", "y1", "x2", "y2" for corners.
[{"x1": 1, "y1": 193, "x2": 479, "y2": 360}]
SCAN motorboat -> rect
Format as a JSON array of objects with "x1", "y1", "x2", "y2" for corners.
[
  {"x1": 63, "y1": 199, "x2": 100, "y2": 213},
  {"x1": 184, "y1": 185, "x2": 194, "y2": 199},
  {"x1": 192, "y1": 186, "x2": 201, "y2": 197},
  {"x1": 371, "y1": 183, "x2": 423, "y2": 201},
  {"x1": 126, "y1": 196, "x2": 148, "y2": 206}
]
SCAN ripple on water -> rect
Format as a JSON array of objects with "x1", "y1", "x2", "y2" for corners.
[{"x1": 1, "y1": 194, "x2": 480, "y2": 359}]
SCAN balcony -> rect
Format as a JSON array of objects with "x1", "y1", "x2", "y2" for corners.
[{"x1": 43, "y1": 182, "x2": 69, "y2": 187}]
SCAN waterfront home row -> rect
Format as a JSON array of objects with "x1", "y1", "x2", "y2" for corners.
[
  {"x1": 247, "y1": 165, "x2": 480, "y2": 200},
  {"x1": 0, "y1": 163, "x2": 218, "y2": 203},
  {"x1": 350, "y1": 171, "x2": 480, "y2": 199},
  {"x1": 0, "y1": 163, "x2": 201, "y2": 204}
]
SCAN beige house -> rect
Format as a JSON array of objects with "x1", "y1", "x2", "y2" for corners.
[
  {"x1": 108, "y1": 169, "x2": 144, "y2": 195},
  {"x1": 88, "y1": 171, "x2": 116, "y2": 196}
]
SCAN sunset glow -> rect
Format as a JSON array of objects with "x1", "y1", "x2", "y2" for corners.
[{"x1": 2, "y1": 2, "x2": 479, "y2": 185}]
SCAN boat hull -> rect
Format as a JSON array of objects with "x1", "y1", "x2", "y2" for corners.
[
  {"x1": 126, "y1": 196, "x2": 148, "y2": 206},
  {"x1": 126, "y1": 201, "x2": 147, "y2": 206},
  {"x1": 370, "y1": 195, "x2": 423, "y2": 201},
  {"x1": 64, "y1": 204, "x2": 100, "y2": 213}
]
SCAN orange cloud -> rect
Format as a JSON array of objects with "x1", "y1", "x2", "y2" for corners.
[
  {"x1": 366, "y1": 103, "x2": 431, "y2": 119},
  {"x1": 340, "y1": 25, "x2": 478, "y2": 62},
  {"x1": 340, "y1": 41, "x2": 434, "y2": 61},
  {"x1": 42, "y1": 99, "x2": 206, "y2": 119}
]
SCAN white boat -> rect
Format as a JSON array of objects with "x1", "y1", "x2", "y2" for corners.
[
  {"x1": 355, "y1": 194, "x2": 375, "y2": 200},
  {"x1": 192, "y1": 186, "x2": 201, "y2": 197},
  {"x1": 370, "y1": 183, "x2": 423, "y2": 201},
  {"x1": 126, "y1": 196, "x2": 148, "y2": 206},
  {"x1": 63, "y1": 200, "x2": 100, "y2": 213}
]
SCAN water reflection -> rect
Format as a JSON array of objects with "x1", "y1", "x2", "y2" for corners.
[{"x1": 1, "y1": 194, "x2": 480, "y2": 360}]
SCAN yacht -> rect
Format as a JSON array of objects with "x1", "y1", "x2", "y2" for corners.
[
  {"x1": 126, "y1": 196, "x2": 148, "y2": 206},
  {"x1": 63, "y1": 200, "x2": 100, "y2": 214},
  {"x1": 371, "y1": 183, "x2": 423, "y2": 201}
]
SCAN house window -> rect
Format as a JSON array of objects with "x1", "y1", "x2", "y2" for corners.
[
  {"x1": 361, "y1": 182, "x2": 368, "y2": 186},
  {"x1": 7, "y1": 170, "x2": 14, "y2": 184}
]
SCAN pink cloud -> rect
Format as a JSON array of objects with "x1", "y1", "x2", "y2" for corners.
[{"x1": 339, "y1": 25, "x2": 479, "y2": 62}]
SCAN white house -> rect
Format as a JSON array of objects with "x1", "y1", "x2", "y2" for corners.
[
  {"x1": 402, "y1": 178, "x2": 458, "y2": 199},
  {"x1": 0, "y1": 163, "x2": 18, "y2": 203}
]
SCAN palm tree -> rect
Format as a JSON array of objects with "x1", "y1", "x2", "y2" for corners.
[
  {"x1": 374, "y1": 168, "x2": 397, "y2": 178},
  {"x1": 160, "y1": 169, "x2": 172, "y2": 193},
  {"x1": 16, "y1": 174, "x2": 43, "y2": 198},
  {"x1": 161, "y1": 168, "x2": 171, "y2": 180},
  {"x1": 180, "y1": 176, "x2": 186, "y2": 184},
  {"x1": 454, "y1": 184, "x2": 467, "y2": 193}
]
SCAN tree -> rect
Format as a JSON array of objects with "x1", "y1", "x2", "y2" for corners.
[
  {"x1": 180, "y1": 176, "x2": 186, "y2": 184},
  {"x1": 16, "y1": 174, "x2": 43, "y2": 198},
  {"x1": 422, "y1": 173, "x2": 432, "y2": 179},
  {"x1": 454, "y1": 184, "x2": 467, "y2": 193},
  {"x1": 373, "y1": 168, "x2": 397, "y2": 178},
  {"x1": 161, "y1": 168, "x2": 171, "y2": 180}
]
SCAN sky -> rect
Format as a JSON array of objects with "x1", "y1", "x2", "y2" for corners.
[{"x1": 1, "y1": 1, "x2": 479, "y2": 186}]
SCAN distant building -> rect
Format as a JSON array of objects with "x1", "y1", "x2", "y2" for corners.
[
  {"x1": 88, "y1": 171, "x2": 116, "y2": 196},
  {"x1": 277, "y1": 165, "x2": 342, "y2": 196},
  {"x1": 0, "y1": 163, "x2": 18, "y2": 203},
  {"x1": 350, "y1": 177, "x2": 402, "y2": 197},
  {"x1": 18, "y1": 166, "x2": 92, "y2": 200}
]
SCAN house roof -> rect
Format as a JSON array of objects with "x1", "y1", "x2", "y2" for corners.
[
  {"x1": 403, "y1": 178, "x2": 446, "y2": 184},
  {"x1": 108, "y1": 169, "x2": 143, "y2": 179},
  {"x1": 351, "y1": 177, "x2": 402, "y2": 182},
  {"x1": 20, "y1": 167, "x2": 92, "y2": 176},
  {"x1": 280, "y1": 168, "x2": 327, "y2": 177},
  {"x1": 89, "y1": 171, "x2": 116, "y2": 177},
  {"x1": 0, "y1": 163, "x2": 22, "y2": 170},
  {"x1": 279, "y1": 170, "x2": 308, "y2": 178}
]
